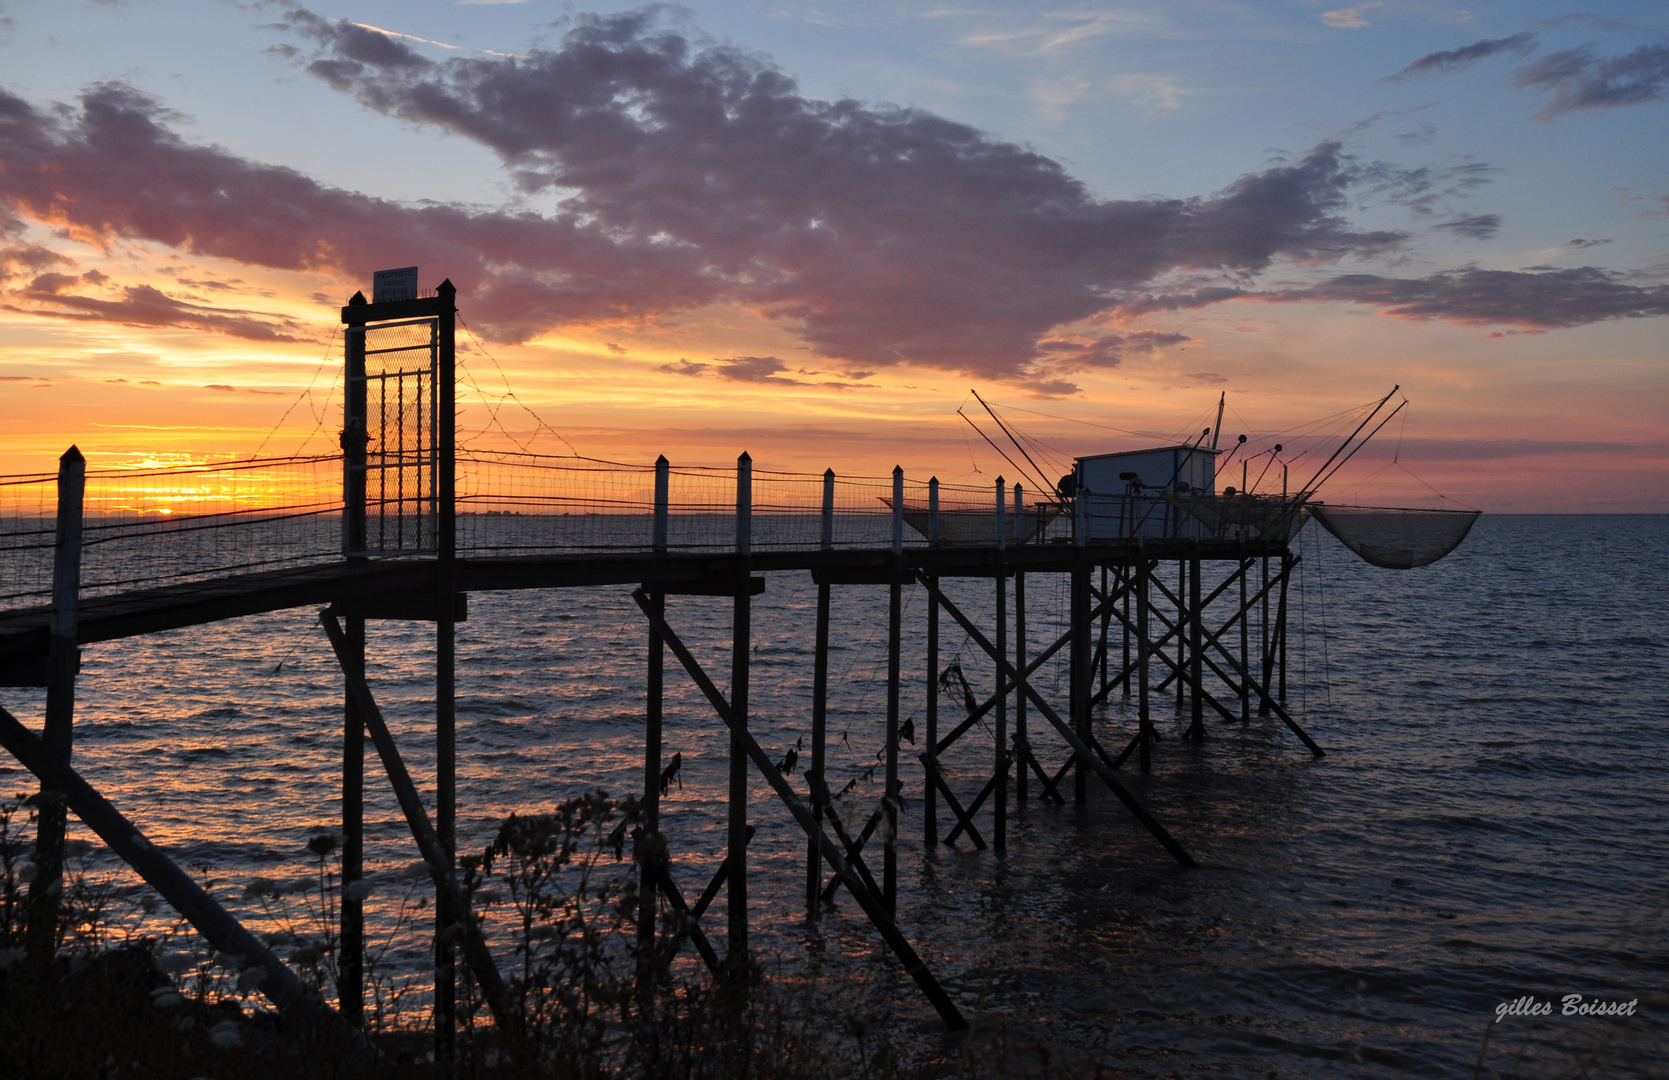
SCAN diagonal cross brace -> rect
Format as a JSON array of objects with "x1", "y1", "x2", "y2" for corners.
[
  {"x1": 920, "y1": 578, "x2": 1197, "y2": 869},
  {"x1": 319, "y1": 611, "x2": 520, "y2": 1036},
  {"x1": 0, "y1": 704, "x2": 339, "y2": 1029},
  {"x1": 1119, "y1": 563, "x2": 1322, "y2": 757},
  {"x1": 935, "y1": 574, "x2": 1132, "y2": 755},
  {"x1": 918, "y1": 754, "x2": 987, "y2": 848},
  {"x1": 630, "y1": 589, "x2": 967, "y2": 1031}
]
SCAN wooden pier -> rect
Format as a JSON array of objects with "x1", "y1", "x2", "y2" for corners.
[{"x1": 0, "y1": 283, "x2": 1322, "y2": 1043}]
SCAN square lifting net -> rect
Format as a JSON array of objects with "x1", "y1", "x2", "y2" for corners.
[{"x1": 349, "y1": 317, "x2": 438, "y2": 553}]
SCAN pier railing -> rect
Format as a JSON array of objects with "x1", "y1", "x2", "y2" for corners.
[{"x1": 1, "y1": 449, "x2": 1310, "y2": 605}]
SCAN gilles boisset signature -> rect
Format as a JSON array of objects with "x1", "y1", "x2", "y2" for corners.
[{"x1": 1495, "y1": 995, "x2": 1639, "y2": 1023}]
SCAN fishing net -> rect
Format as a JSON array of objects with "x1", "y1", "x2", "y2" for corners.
[{"x1": 1307, "y1": 504, "x2": 1480, "y2": 569}]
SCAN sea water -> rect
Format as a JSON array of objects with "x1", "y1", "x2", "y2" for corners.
[{"x1": 2, "y1": 514, "x2": 1664, "y2": 1076}]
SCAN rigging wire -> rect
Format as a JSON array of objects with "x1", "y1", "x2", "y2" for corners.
[{"x1": 248, "y1": 327, "x2": 344, "y2": 460}]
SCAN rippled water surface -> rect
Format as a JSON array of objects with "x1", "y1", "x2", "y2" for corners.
[{"x1": 4, "y1": 514, "x2": 1665, "y2": 1076}]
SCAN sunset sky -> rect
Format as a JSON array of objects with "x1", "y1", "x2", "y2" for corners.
[{"x1": 0, "y1": 0, "x2": 1664, "y2": 511}]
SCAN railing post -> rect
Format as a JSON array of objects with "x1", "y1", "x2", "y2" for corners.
[
  {"x1": 653, "y1": 455, "x2": 670, "y2": 553},
  {"x1": 928, "y1": 478, "x2": 940, "y2": 548},
  {"x1": 28, "y1": 445, "x2": 84, "y2": 958},
  {"x1": 342, "y1": 293, "x2": 368, "y2": 556},
  {"x1": 809, "y1": 470, "x2": 833, "y2": 915},
  {"x1": 729, "y1": 451, "x2": 752, "y2": 964}
]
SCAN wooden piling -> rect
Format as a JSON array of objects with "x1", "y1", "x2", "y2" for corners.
[
  {"x1": 1014, "y1": 481, "x2": 1028, "y2": 806},
  {"x1": 339, "y1": 290, "x2": 368, "y2": 1022},
  {"x1": 1176, "y1": 560, "x2": 1186, "y2": 713},
  {"x1": 28, "y1": 445, "x2": 84, "y2": 958},
  {"x1": 886, "y1": 466, "x2": 903, "y2": 907},
  {"x1": 433, "y1": 282, "x2": 458, "y2": 1052},
  {"x1": 1137, "y1": 556, "x2": 1152, "y2": 773},
  {"x1": 809, "y1": 469, "x2": 833, "y2": 912},
  {"x1": 644, "y1": 456, "x2": 669, "y2": 941},
  {"x1": 1240, "y1": 555, "x2": 1251, "y2": 722},
  {"x1": 1188, "y1": 549, "x2": 1204, "y2": 742},
  {"x1": 729, "y1": 453, "x2": 752, "y2": 964},
  {"x1": 924, "y1": 478, "x2": 939, "y2": 847},
  {"x1": 994, "y1": 477, "x2": 1008, "y2": 849}
]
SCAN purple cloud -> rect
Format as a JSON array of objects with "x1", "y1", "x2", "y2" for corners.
[
  {"x1": 1514, "y1": 44, "x2": 1669, "y2": 121},
  {"x1": 1432, "y1": 214, "x2": 1501, "y2": 240},
  {"x1": 1388, "y1": 33, "x2": 1537, "y2": 80},
  {"x1": 1116, "y1": 267, "x2": 1669, "y2": 328}
]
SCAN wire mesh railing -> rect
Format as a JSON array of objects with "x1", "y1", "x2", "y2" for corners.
[
  {"x1": 1, "y1": 449, "x2": 1308, "y2": 610},
  {"x1": 1, "y1": 455, "x2": 343, "y2": 606}
]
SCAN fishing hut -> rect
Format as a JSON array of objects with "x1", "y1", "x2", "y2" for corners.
[{"x1": 0, "y1": 273, "x2": 1482, "y2": 1045}]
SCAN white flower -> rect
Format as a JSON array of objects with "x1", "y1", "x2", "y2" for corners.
[
  {"x1": 150, "y1": 988, "x2": 184, "y2": 1009},
  {"x1": 237, "y1": 966, "x2": 267, "y2": 993},
  {"x1": 342, "y1": 879, "x2": 374, "y2": 903}
]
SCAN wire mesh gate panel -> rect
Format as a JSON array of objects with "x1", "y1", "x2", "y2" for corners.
[{"x1": 348, "y1": 317, "x2": 439, "y2": 553}]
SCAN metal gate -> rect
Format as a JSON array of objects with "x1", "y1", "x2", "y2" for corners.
[{"x1": 346, "y1": 317, "x2": 438, "y2": 553}]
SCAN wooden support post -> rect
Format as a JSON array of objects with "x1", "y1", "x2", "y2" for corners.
[
  {"x1": 647, "y1": 454, "x2": 669, "y2": 942},
  {"x1": 1188, "y1": 549, "x2": 1204, "y2": 742},
  {"x1": 1071, "y1": 554, "x2": 1091, "y2": 803},
  {"x1": 319, "y1": 613, "x2": 517, "y2": 1036},
  {"x1": 340, "y1": 616, "x2": 366, "y2": 1024},
  {"x1": 432, "y1": 278, "x2": 459, "y2": 1055},
  {"x1": 1175, "y1": 560, "x2": 1186, "y2": 713},
  {"x1": 1122, "y1": 564, "x2": 1132, "y2": 697},
  {"x1": 339, "y1": 290, "x2": 368, "y2": 1021},
  {"x1": 631, "y1": 591, "x2": 967, "y2": 1031},
  {"x1": 885, "y1": 466, "x2": 903, "y2": 907},
  {"x1": 1014, "y1": 486, "x2": 1027, "y2": 805},
  {"x1": 1137, "y1": 557, "x2": 1152, "y2": 773},
  {"x1": 994, "y1": 477, "x2": 1008, "y2": 848},
  {"x1": 1014, "y1": 569, "x2": 1028, "y2": 806},
  {"x1": 1258, "y1": 555, "x2": 1271, "y2": 716},
  {"x1": 924, "y1": 477, "x2": 939, "y2": 846},
  {"x1": 642, "y1": 590, "x2": 664, "y2": 950},
  {"x1": 28, "y1": 445, "x2": 84, "y2": 958},
  {"x1": 1277, "y1": 551, "x2": 1292, "y2": 703},
  {"x1": 915, "y1": 581, "x2": 1195, "y2": 868},
  {"x1": 809, "y1": 468, "x2": 833, "y2": 913},
  {"x1": 1239, "y1": 554, "x2": 1251, "y2": 721},
  {"x1": 729, "y1": 452, "x2": 752, "y2": 966}
]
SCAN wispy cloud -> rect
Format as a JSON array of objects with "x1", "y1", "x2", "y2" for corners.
[
  {"x1": 1387, "y1": 33, "x2": 1537, "y2": 81},
  {"x1": 1115, "y1": 267, "x2": 1669, "y2": 329},
  {"x1": 1432, "y1": 214, "x2": 1501, "y2": 240},
  {"x1": 1513, "y1": 43, "x2": 1669, "y2": 121},
  {"x1": 955, "y1": 10, "x2": 1156, "y2": 56},
  {"x1": 1321, "y1": 4, "x2": 1380, "y2": 30}
]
